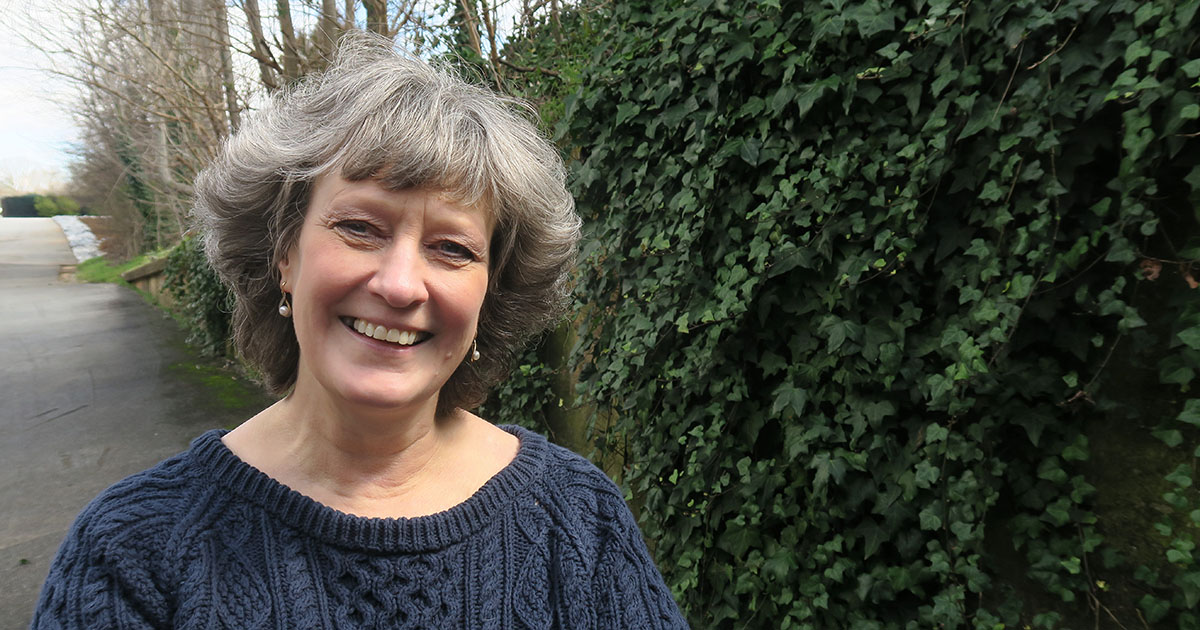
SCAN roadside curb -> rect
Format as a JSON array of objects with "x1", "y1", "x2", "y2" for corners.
[{"x1": 50, "y1": 216, "x2": 101, "y2": 262}]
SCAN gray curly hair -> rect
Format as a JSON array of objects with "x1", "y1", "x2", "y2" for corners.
[{"x1": 192, "y1": 31, "x2": 579, "y2": 414}]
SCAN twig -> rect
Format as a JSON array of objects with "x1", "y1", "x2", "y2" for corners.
[
  {"x1": 993, "y1": 40, "x2": 1025, "y2": 121},
  {"x1": 1026, "y1": 23, "x2": 1078, "y2": 70}
]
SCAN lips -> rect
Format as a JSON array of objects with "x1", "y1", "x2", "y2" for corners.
[{"x1": 343, "y1": 317, "x2": 431, "y2": 346}]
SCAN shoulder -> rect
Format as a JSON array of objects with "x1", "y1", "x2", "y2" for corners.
[
  {"x1": 33, "y1": 432, "x2": 221, "y2": 627},
  {"x1": 504, "y1": 425, "x2": 639, "y2": 542},
  {"x1": 56, "y1": 430, "x2": 235, "y2": 582},
  {"x1": 505, "y1": 425, "x2": 625, "y2": 497},
  {"x1": 501, "y1": 426, "x2": 691, "y2": 628},
  {"x1": 72, "y1": 432, "x2": 217, "y2": 545}
]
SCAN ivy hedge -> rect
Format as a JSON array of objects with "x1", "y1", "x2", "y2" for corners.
[
  {"x1": 164, "y1": 236, "x2": 233, "y2": 357},
  {"x1": 536, "y1": 0, "x2": 1200, "y2": 627}
]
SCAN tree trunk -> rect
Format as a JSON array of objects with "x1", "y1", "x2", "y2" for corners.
[
  {"x1": 457, "y1": 0, "x2": 483, "y2": 59},
  {"x1": 315, "y1": 0, "x2": 339, "y2": 60},
  {"x1": 213, "y1": 0, "x2": 240, "y2": 131},
  {"x1": 478, "y1": 0, "x2": 503, "y2": 87},
  {"x1": 363, "y1": 0, "x2": 387, "y2": 36},
  {"x1": 241, "y1": 0, "x2": 280, "y2": 90},
  {"x1": 276, "y1": 0, "x2": 300, "y2": 79}
]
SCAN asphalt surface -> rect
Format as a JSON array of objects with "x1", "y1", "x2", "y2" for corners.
[{"x1": 0, "y1": 218, "x2": 273, "y2": 628}]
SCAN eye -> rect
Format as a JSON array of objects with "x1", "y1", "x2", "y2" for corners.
[
  {"x1": 433, "y1": 240, "x2": 476, "y2": 261},
  {"x1": 334, "y1": 220, "x2": 374, "y2": 237}
]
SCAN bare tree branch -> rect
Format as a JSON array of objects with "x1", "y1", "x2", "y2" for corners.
[{"x1": 240, "y1": 0, "x2": 282, "y2": 89}]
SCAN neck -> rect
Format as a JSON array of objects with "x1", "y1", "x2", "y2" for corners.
[
  {"x1": 225, "y1": 376, "x2": 472, "y2": 516},
  {"x1": 280, "y1": 396, "x2": 445, "y2": 488}
]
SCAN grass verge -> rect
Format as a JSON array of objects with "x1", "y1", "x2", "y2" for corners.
[{"x1": 75, "y1": 252, "x2": 162, "y2": 284}]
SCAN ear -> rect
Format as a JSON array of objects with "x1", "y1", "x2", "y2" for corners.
[{"x1": 277, "y1": 251, "x2": 293, "y2": 287}]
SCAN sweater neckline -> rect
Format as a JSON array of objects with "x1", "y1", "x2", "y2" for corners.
[{"x1": 188, "y1": 424, "x2": 546, "y2": 553}]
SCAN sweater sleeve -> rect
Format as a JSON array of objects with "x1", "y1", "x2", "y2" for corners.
[
  {"x1": 590, "y1": 495, "x2": 691, "y2": 630},
  {"x1": 30, "y1": 494, "x2": 174, "y2": 629}
]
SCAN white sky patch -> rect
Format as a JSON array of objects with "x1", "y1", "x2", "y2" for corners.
[
  {"x1": 0, "y1": 0, "x2": 86, "y2": 193},
  {"x1": 0, "y1": 0, "x2": 531, "y2": 194}
]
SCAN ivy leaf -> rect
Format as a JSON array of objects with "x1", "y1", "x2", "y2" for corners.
[
  {"x1": 1154, "y1": 429, "x2": 1184, "y2": 447},
  {"x1": 1139, "y1": 594, "x2": 1170, "y2": 623},
  {"x1": 820, "y1": 317, "x2": 862, "y2": 352},
  {"x1": 795, "y1": 77, "x2": 840, "y2": 118},
  {"x1": 1182, "y1": 58, "x2": 1200, "y2": 78},
  {"x1": 1178, "y1": 571, "x2": 1200, "y2": 609},
  {"x1": 1044, "y1": 500, "x2": 1071, "y2": 526},
  {"x1": 615, "y1": 102, "x2": 640, "y2": 126},
  {"x1": 1186, "y1": 165, "x2": 1200, "y2": 197},
  {"x1": 1008, "y1": 274, "x2": 1034, "y2": 299},
  {"x1": 919, "y1": 505, "x2": 942, "y2": 530},
  {"x1": 1178, "y1": 325, "x2": 1200, "y2": 350},
  {"x1": 846, "y1": 0, "x2": 896, "y2": 38},
  {"x1": 915, "y1": 461, "x2": 940, "y2": 488},
  {"x1": 1166, "y1": 465, "x2": 1194, "y2": 488},
  {"x1": 722, "y1": 39, "x2": 756, "y2": 69},
  {"x1": 783, "y1": 424, "x2": 808, "y2": 459},
  {"x1": 959, "y1": 96, "x2": 997, "y2": 140},
  {"x1": 1179, "y1": 399, "x2": 1200, "y2": 427},
  {"x1": 854, "y1": 519, "x2": 888, "y2": 559},
  {"x1": 1062, "y1": 435, "x2": 1089, "y2": 462},
  {"x1": 740, "y1": 138, "x2": 763, "y2": 166},
  {"x1": 1161, "y1": 364, "x2": 1195, "y2": 387},
  {"x1": 661, "y1": 95, "x2": 699, "y2": 128},
  {"x1": 772, "y1": 383, "x2": 809, "y2": 418},
  {"x1": 759, "y1": 351, "x2": 787, "y2": 377},
  {"x1": 862, "y1": 401, "x2": 895, "y2": 425}
]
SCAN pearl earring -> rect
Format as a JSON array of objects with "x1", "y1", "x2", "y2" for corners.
[
  {"x1": 471, "y1": 339, "x2": 480, "y2": 362},
  {"x1": 278, "y1": 281, "x2": 292, "y2": 318}
]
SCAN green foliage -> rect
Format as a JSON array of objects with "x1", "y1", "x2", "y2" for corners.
[
  {"x1": 33, "y1": 194, "x2": 82, "y2": 217},
  {"x1": 549, "y1": 0, "x2": 1200, "y2": 627},
  {"x1": 75, "y1": 253, "x2": 154, "y2": 284},
  {"x1": 1, "y1": 195, "x2": 37, "y2": 217},
  {"x1": 497, "y1": 2, "x2": 607, "y2": 132},
  {"x1": 164, "y1": 236, "x2": 233, "y2": 356},
  {"x1": 482, "y1": 342, "x2": 562, "y2": 433}
]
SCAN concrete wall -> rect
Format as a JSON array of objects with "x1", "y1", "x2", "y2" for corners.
[{"x1": 120, "y1": 257, "x2": 175, "y2": 309}]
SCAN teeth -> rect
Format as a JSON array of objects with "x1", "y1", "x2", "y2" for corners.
[{"x1": 352, "y1": 318, "x2": 421, "y2": 346}]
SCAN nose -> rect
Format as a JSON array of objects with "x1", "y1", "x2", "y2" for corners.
[{"x1": 366, "y1": 240, "x2": 430, "y2": 308}]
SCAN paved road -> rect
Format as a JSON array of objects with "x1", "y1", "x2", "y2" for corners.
[{"x1": 0, "y1": 218, "x2": 273, "y2": 627}]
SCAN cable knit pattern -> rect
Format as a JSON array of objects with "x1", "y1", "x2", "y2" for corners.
[{"x1": 31, "y1": 426, "x2": 689, "y2": 629}]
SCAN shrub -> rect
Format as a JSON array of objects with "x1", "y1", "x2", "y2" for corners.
[{"x1": 164, "y1": 236, "x2": 233, "y2": 357}]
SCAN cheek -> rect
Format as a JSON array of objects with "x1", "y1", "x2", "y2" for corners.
[{"x1": 443, "y1": 275, "x2": 489, "y2": 328}]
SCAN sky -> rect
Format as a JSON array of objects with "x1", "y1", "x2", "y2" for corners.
[
  {"x1": 0, "y1": 0, "x2": 525, "y2": 196},
  {"x1": 0, "y1": 0, "x2": 81, "y2": 194}
]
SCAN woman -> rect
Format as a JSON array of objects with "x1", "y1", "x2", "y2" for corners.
[{"x1": 32, "y1": 33, "x2": 688, "y2": 629}]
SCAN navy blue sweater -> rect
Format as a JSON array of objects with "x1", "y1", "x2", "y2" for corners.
[{"x1": 31, "y1": 426, "x2": 688, "y2": 629}]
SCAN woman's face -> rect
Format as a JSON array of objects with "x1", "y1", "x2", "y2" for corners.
[{"x1": 279, "y1": 173, "x2": 492, "y2": 414}]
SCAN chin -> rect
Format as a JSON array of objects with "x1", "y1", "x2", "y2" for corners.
[{"x1": 325, "y1": 374, "x2": 443, "y2": 415}]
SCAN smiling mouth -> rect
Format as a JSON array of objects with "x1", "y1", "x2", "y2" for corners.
[{"x1": 343, "y1": 317, "x2": 431, "y2": 346}]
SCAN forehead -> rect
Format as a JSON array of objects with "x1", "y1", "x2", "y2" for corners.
[{"x1": 306, "y1": 172, "x2": 495, "y2": 229}]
